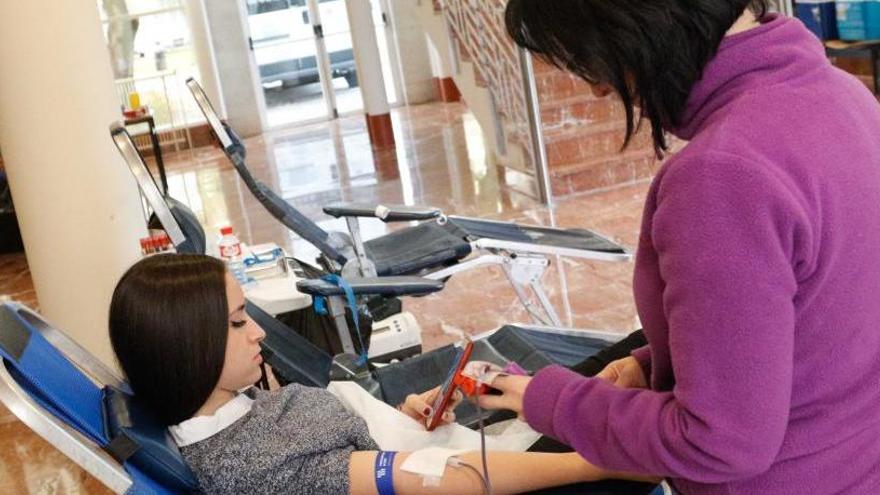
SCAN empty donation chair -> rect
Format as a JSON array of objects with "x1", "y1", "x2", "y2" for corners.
[{"x1": 186, "y1": 78, "x2": 633, "y2": 327}]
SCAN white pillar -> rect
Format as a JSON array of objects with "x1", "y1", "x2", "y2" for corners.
[
  {"x1": 427, "y1": 34, "x2": 452, "y2": 80},
  {"x1": 203, "y1": 0, "x2": 266, "y2": 136},
  {"x1": 0, "y1": 0, "x2": 147, "y2": 367},
  {"x1": 184, "y1": 0, "x2": 227, "y2": 119},
  {"x1": 387, "y1": 0, "x2": 435, "y2": 104},
  {"x1": 346, "y1": 0, "x2": 396, "y2": 148}
]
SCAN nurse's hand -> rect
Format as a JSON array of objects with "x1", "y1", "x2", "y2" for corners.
[
  {"x1": 596, "y1": 356, "x2": 648, "y2": 389},
  {"x1": 475, "y1": 375, "x2": 532, "y2": 418}
]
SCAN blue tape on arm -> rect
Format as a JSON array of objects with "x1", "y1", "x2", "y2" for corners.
[{"x1": 375, "y1": 451, "x2": 397, "y2": 495}]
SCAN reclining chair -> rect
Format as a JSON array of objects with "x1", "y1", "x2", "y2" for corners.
[
  {"x1": 0, "y1": 302, "x2": 196, "y2": 494},
  {"x1": 186, "y1": 78, "x2": 632, "y2": 327}
]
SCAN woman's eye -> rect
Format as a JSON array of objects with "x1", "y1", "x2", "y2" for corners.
[{"x1": 231, "y1": 320, "x2": 247, "y2": 328}]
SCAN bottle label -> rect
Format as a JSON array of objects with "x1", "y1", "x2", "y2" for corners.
[{"x1": 220, "y1": 243, "x2": 242, "y2": 259}]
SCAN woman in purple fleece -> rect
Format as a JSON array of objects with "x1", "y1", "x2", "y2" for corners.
[{"x1": 480, "y1": 1, "x2": 880, "y2": 494}]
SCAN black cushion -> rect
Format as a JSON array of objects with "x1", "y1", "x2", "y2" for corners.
[
  {"x1": 146, "y1": 197, "x2": 207, "y2": 256},
  {"x1": 448, "y1": 216, "x2": 627, "y2": 254},
  {"x1": 364, "y1": 222, "x2": 472, "y2": 276},
  {"x1": 101, "y1": 386, "x2": 200, "y2": 492}
]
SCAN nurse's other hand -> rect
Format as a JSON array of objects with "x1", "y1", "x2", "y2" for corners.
[
  {"x1": 475, "y1": 375, "x2": 532, "y2": 418},
  {"x1": 596, "y1": 356, "x2": 648, "y2": 389},
  {"x1": 399, "y1": 387, "x2": 464, "y2": 427}
]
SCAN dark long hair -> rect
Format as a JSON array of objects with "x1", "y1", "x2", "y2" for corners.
[
  {"x1": 109, "y1": 254, "x2": 228, "y2": 426},
  {"x1": 506, "y1": 0, "x2": 769, "y2": 155}
]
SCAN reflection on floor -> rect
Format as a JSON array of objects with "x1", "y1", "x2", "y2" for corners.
[
  {"x1": 0, "y1": 100, "x2": 655, "y2": 493},
  {"x1": 262, "y1": 78, "x2": 364, "y2": 126}
]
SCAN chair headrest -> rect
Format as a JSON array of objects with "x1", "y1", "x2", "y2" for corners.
[
  {"x1": 102, "y1": 386, "x2": 200, "y2": 492},
  {"x1": 0, "y1": 304, "x2": 29, "y2": 361}
]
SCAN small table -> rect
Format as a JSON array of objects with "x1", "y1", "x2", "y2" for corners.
[
  {"x1": 124, "y1": 112, "x2": 169, "y2": 194},
  {"x1": 825, "y1": 40, "x2": 880, "y2": 95}
]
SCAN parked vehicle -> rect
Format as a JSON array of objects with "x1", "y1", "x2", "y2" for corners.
[{"x1": 247, "y1": 0, "x2": 358, "y2": 89}]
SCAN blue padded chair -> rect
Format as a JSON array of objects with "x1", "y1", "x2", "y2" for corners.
[{"x1": 0, "y1": 302, "x2": 199, "y2": 494}]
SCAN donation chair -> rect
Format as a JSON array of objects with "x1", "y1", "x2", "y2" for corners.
[
  {"x1": 186, "y1": 78, "x2": 632, "y2": 327},
  {"x1": 0, "y1": 302, "x2": 197, "y2": 494}
]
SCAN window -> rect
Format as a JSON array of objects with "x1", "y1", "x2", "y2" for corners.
[{"x1": 98, "y1": 0, "x2": 204, "y2": 140}]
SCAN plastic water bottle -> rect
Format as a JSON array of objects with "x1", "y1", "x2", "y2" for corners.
[{"x1": 218, "y1": 226, "x2": 248, "y2": 286}]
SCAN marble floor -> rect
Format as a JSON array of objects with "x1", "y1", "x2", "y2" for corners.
[{"x1": 0, "y1": 100, "x2": 656, "y2": 493}]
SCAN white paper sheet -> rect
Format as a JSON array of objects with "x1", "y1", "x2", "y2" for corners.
[{"x1": 327, "y1": 381, "x2": 541, "y2": 478}]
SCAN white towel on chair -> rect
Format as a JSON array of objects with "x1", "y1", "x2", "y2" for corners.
[{"x1": 327, "y1": 381, "x2": 541, "y2": 478}]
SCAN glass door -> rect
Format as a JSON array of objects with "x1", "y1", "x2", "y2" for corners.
[
  {"x1": 246, "y1": 0, "x2": 400, "y2": 127},
  {"x1": 245, "y1": 0, "x2": 334, "y2": 126},
  {"x1": 316, "y1": 0, "x2": 363, "y2": 115}
]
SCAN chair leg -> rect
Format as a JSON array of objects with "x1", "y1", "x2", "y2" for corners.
[
  {"x1": 344, "y1": 217, "x2": 378, "y2": 277},
  {"x1": 328, "y1": 296, "x2": 357, "y2": 355},
  {"x1": 530, "y1": 280, "x2": 563, "y2": 327},
  {"x1": 502, "y1": 258, "x2": 561, "y2": 326}
]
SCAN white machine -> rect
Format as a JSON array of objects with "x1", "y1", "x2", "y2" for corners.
[
  {"x1": 368, "y1": 312, "x2": 422, "y2": 362},
  {"x1": 242, "y1": 250, "x2": 423, "y2": 362}
]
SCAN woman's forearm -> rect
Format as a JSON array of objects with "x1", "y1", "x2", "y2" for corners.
[
  {"x1": 349, "y1": 451, "x2": 608, "y2": 495},
  {"x1": 443, "y1": 451, "x2": 600, "y2": 494}
]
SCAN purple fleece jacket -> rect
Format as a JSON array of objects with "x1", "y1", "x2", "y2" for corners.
[{"x1": 523, "y1": 15, "x2": 880, "y2": 494}]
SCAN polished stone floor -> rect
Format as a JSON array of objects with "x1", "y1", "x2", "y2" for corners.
[{"x1": 0, "y1": 100, "x2": 656, "y2": 493}]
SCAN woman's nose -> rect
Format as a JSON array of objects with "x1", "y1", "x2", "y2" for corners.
[{"x1": 249, "y1": 323, "x2": 266, "y2": 343}]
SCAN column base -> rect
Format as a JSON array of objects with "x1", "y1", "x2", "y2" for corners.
[
  {"x1": 366, "y1": 113, "x2": 395, "y2": 150},
  {"x1": 433, "y1": 77, "x2": 462, "y2": 103}
]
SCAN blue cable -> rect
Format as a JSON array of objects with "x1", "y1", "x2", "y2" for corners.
[{"x1": 312, "y1": 274, "x2": 369, "y2": 365}]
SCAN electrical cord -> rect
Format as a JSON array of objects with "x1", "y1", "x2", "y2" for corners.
[
  {"x1": 448, "y1": 458, "x2": 490, "y2": 495},
  {"x1": 445, "y1": 380, "x2": 493, "y2": 495},
  {"x1": 475, "y1": 379, "x2": 493, "y2": 495}
]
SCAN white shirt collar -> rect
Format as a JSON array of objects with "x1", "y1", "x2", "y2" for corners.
[{"x1": 169, "y1": 392, "x2": 255, "y2": 447}]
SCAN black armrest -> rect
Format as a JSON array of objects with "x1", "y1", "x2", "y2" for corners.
[
  {"x1": 323, "y1": 202, "x2": 442, "y2": 222},
  {"x1": 297, "y1": 277, "x2": 444, "y2": 297}
]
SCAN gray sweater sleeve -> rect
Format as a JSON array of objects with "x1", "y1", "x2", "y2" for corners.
[{"x1": 180, "y1": 385, "x2": 379, "y2": 494}]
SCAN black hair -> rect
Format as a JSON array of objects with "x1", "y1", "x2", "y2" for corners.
[
  {"x1": 109, "y1": 254, "x2": 228, "y2": 426},
  {"x1": 506, "y1": 0, "x2": 769, "y2": 156}
]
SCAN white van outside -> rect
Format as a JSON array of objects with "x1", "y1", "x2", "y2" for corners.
[{"x1": 247, "y1": 0, "x2": 358, "y2": 89}]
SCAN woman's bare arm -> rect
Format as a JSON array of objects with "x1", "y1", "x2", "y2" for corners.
[{"x1": 349, "y1": 450, "x2": 656, "y2": 495}]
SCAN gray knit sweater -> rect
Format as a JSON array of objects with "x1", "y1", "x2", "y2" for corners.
[{"x1": 180, "y1": 384, "x2": 379, "y2": 494}]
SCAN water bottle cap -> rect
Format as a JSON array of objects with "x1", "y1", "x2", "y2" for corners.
[{"x1": 220, "y1": 226, "x2": 234, "y2": 236}]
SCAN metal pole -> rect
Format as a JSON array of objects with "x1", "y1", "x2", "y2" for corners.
[
  {"x1": 519, "y1": 47, "x2": 553, "y2": 206},
  {"x1": 307, "y1": 0, "x2": 340, "y2": 119}
]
